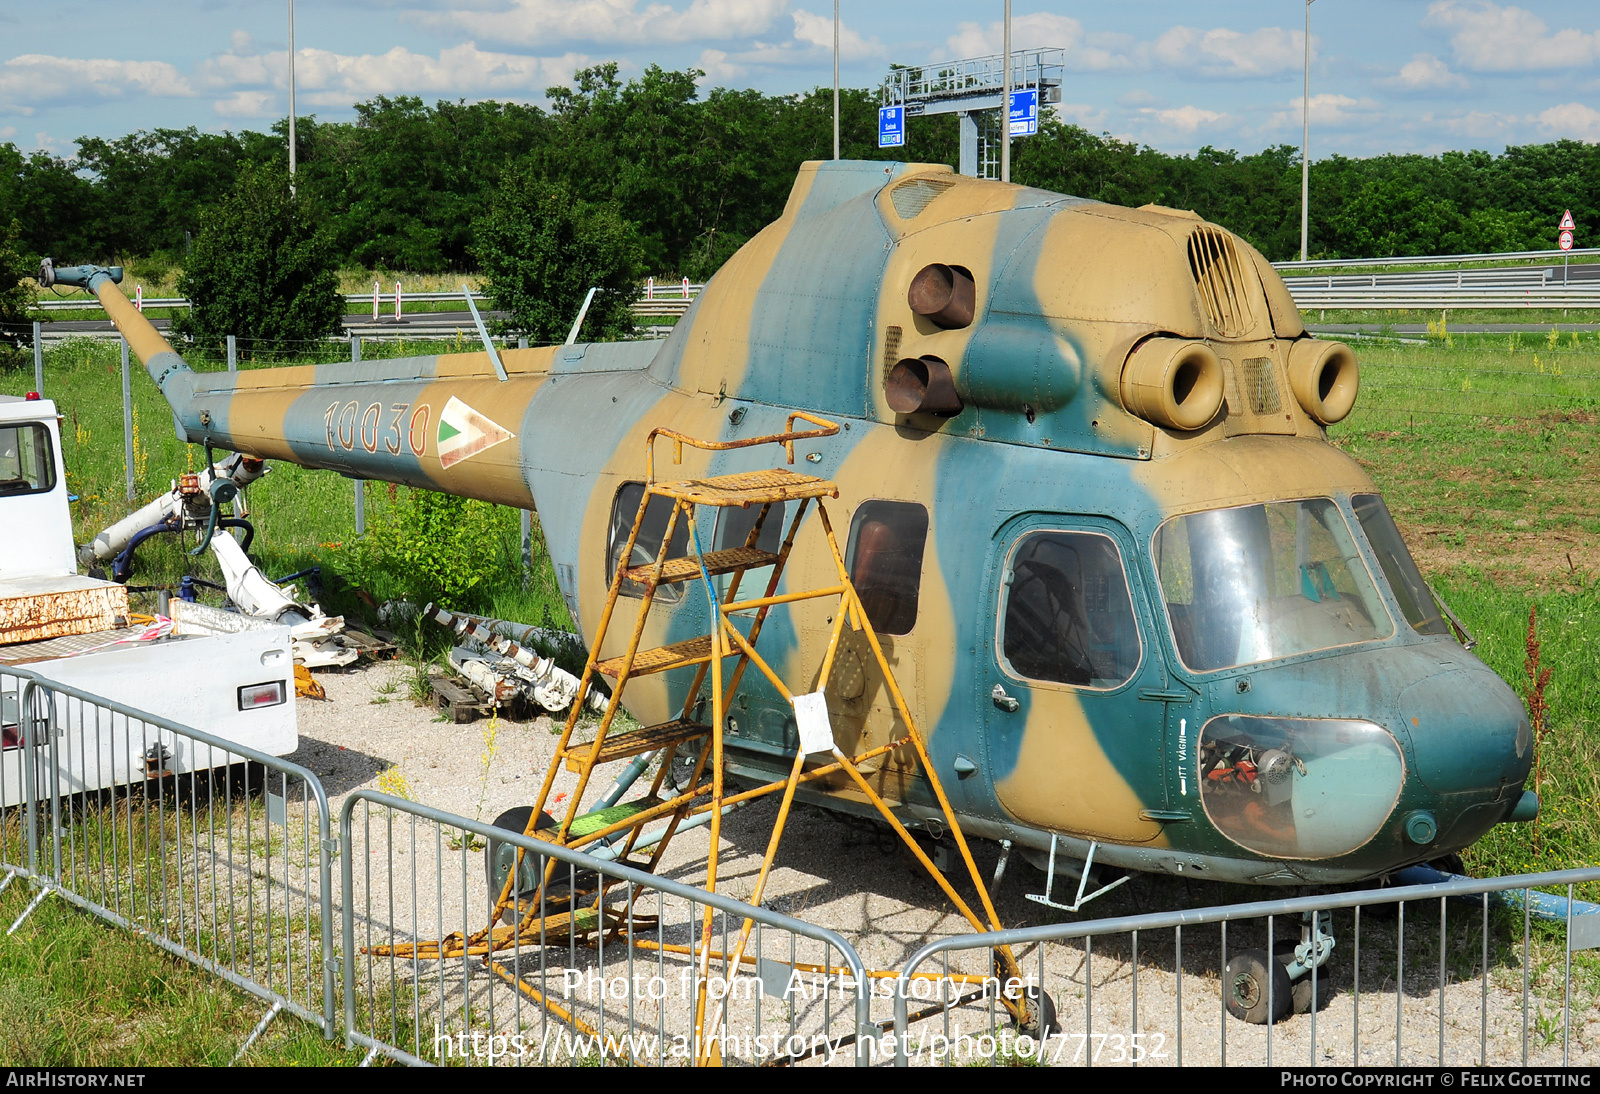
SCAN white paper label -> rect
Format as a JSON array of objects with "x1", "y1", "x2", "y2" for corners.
[{"x1": 791, "y1": 691, "x2": 835, "y2": 755}]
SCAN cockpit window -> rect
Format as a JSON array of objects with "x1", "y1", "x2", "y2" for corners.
[
  {"x1": 0, "y1": 423, "x2": 55, "y2": 498},
  {"x1": 1154, "y1": 498, "x2": 1393, "y2": 672},
  {"x1": 1351, "y1": 494, "x2": 1451, "y2": 637},
  {"x1": 1001, "y1": 531, "x2": 1141, "y2": 689}
]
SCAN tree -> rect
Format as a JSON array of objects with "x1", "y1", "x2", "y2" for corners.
[
  {"x1": 472, "y1": 169, "x2": 644, "y2": 343},
  {"x1": 0, "y1": 220, "x2": 38, "y2": 368},
  {"x1": 172, "y1": 163, "x2": 343, "y2": 354}
]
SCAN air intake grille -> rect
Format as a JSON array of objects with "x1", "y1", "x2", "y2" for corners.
[
  {"x1": 889, "y1": 177, "x2": 955, "y2": 219},
  {"x1": 1186, "y1": 227, "x2": 1255, "y2": 339},
  {"x1": 1239, "y1": 357, "x2": 1282, "y2": 414},
  {"x1": 882, "y1": 325, "x2": 902, "y2": 380}
]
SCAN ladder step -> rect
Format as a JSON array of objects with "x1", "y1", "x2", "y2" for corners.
[
  {"x1": 651, "y1": 468, "x2": 837, "y2": 507},
  {"x1": 624, "y1": 546, "x2": 779, "y2": 586},
  {"x1": 597, "y1": 635, "x2": 721, "y2": 679},
  {"x1": 564, "y1": 719, "x2": 710, "y2": 772},
  {"x1": 568, "y1": 798, "x2": 661, "y2": 839}
]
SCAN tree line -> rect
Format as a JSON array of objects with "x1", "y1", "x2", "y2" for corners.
[{"x1": 3, "y1": 62, "x2": 1597, "y2": 280}]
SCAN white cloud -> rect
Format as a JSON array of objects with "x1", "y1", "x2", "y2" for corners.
[
  {"x1": 1139, "y1": 104, "x2": 1230, "y2": 134},
  {"x1": 229, "y1": 30, "x2": 256, "y2": 57},
  {"x1": 1149, "y1": 25, "x2": 1305, "y2": 79},
  {"x1": 435, "y1": 0, "x2": 788, "y2": 48},
  {"x1": 0, "y1": 54, "x2": 193, "y2": 114},
  {"x1": 942, "y1": 14, "x2": 1135, "y2": 72},
  {"x1": 212, "y1": 90, "x2": 276, "y2": 119},
  {"x1": 791, "y1": 9, "x2": 882, "y2": 61},
  {"x1": 1535, "y1": 101, "x2": 1600, "y2": 139},
  {"x1": 1269, "y1": 94, "x2": 1386, "y2": 131},
  {"x1": 1380, "y1": 53, "x2": 1469, "y2": 91},
  {"x1": 1432, "y1": 109, "x2": 1521, "y2": 138},
  {"x1": 694, "y1": 48, "x2": 741, "y2": 82},
  {"x1": 1052, "y1": 102, "x2": 1108, "y2": 129},
  {"x1": 196, "y1": 42, "x2": 587, "y2": 110},
  {"x1": 1426, "y1": 1, "x2": 1600, "y2": 72}
]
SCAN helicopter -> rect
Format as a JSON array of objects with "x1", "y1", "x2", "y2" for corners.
[{"x1": 45, "y1": 158, "x2": 1537, "y2": 1023}]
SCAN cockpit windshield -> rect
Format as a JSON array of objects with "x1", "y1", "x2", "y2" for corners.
[{"x1": 1154, "y1": 498, "x2": 1394, "y2": 672}]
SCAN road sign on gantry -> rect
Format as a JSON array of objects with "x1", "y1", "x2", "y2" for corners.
[
  {"x1": 1009, "y1": 88, "x2": 1039, "y2": 137},
  {"x1": 878, "y1": 105, "x2": 905, "y2": 148}
]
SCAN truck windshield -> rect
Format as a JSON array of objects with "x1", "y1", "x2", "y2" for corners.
[
  {"x1": 0, "y1": 423, "x2": 55, "y2": 498},
  {"x1": 1154, "y1": 498, "x2": 1393, "y2": 672}
]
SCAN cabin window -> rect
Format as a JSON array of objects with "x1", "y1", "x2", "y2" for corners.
[
  {"x1": 1001, "y1": 531, "x2": 1141, "y2": 689},
  {"x1": 845, "y1": 501, "x2": 929, "y2": 635},
  {"x1": 0, "y1": 423, "x2": 55, "y2": 498},
  {"x1": 607, "y1": 482, "x2": 689, "y2": 603},
  {"x1": 1351, "y1": 494, "x2": 1452, "y2": 637},
  {"x1": 714, "y1": 501, "x2": 789, "y2": 555}
]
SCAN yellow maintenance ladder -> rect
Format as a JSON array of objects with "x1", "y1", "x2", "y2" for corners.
[{"x1": 373, "y1": 412, "x2": 1031, "y2": 1061}]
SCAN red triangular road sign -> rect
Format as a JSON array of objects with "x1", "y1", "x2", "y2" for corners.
[{"x1": 1559, "y1": 209, "x2": 1576, "y2": 229}]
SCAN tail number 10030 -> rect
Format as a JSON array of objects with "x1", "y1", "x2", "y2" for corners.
[{"x1": 324, "y1": 401, "x2": 430, "y2": 457}]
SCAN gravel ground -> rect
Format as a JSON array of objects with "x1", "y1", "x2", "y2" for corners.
[{"x1": 289, "y1": 661, "x2": 1597, "y2": 1067}]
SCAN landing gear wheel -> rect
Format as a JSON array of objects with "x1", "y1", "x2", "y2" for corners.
[
  {"x1": 1225, "y1": 949, "x2": 1293, "y2": 1025},
  {"x1": 486, "y1": 805, "x2": 557, "y2": 923},
  {"x1": 1292, "y1": 974, "x2": 1323, "y2": 1015},
  {"x1": 1015, "y1": 986, "x2": 1056, "y2": 1039}
]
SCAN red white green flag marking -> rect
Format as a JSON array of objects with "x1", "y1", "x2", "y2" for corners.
[{"x1": 436, "y1": 396, "x2": 515, "y2": 469}]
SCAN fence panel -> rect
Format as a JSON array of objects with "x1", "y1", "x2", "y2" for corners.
[
  {"x1": 340, "y1": 791, "x2": 872, "y2": 1067},
  {"x1": 5, "y1": 668, "x2": 336, "y2": 1037},
  {"x1": 892, "y1": 870, "x2": 1600, "y2": 1067},
  {"x1": 0, "y1": 667, "x2": 47, "y2": 883}
]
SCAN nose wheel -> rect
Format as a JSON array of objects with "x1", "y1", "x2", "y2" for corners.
[
  {"x1": 1225, "y1": 910, "x2": 1335, "y2": 1024},
  {"x1": 1224, "y1": 949, "x2": 1293, "y2": 1024}
]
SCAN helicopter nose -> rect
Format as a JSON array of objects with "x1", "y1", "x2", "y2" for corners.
[{"x1": 1398, "y1": 659, "x2": 1532, "y2": 795}]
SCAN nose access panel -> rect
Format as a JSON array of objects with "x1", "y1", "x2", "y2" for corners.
[{"x1": 1399, "y1": 664, "x2": 1532, "y2": 794}]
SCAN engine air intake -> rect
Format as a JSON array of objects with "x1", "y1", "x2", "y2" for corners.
[
  {"x1": 1120, "y1": 338, "x2": 1225, "y2": 432},
  {"x1": 1187, "y1": 227, "x2": 1255, "y2": 339},
  {"x1": 1287, "y1": 339, "x2": 1360, "y2": 424}
]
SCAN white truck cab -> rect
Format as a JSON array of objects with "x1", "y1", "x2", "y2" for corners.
[{"x1": 0, "y1": 395, "x2": 297, "y2": 806}]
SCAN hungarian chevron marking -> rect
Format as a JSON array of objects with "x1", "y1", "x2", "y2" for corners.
[{"x1": 437, "y1": 396, "x2": 515, "y2": 469}]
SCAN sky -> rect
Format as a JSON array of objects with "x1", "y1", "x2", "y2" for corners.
[{"x1": 4, "y1": 1, "x2": 1600, "y2": 160}]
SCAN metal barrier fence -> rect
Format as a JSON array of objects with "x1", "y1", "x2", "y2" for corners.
[
  {"x1": 892, "y1": 869, "x2": 1600, "y2": 1067},
  {"x1": 0, "y1": 666, "x2": 336, "y2": 1049},
  {"x1": 340, "y1": 791, "x2": 872, "y2": 1067},
  {"x1": 1, "y1": 668, "x2": 47, "y2": 887},
  {"x1": 1275, "y1": 246, "x2": 1600, "y2": 272}
]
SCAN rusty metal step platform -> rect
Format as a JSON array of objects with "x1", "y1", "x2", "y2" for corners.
[
  {"x1": 650, "y1": 468, "x2": 837, "y2": 508},
  {"x1": 623, "y1": 546, "x2": 779, "y2": 587},
  {"x1": 563, "y1": 718, "x2": 709, "y2": 772},
  {"x1": 596, "y1": 634, "x2": 725, "y2": 679}
]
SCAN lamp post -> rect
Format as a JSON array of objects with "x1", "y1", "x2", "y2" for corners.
[
  {"x1": 1300, "y1": 0, "x2": 1315, "y2": 262},
  {"x1": 1001, "y1": 0, "x2": 1012, "y2": 183},
  {"x1": 288, "y1": 0, "x2": 297, "y2": 194},
  {"x1": 832, "y1": 0, "x2": 840, "y2": 160}
]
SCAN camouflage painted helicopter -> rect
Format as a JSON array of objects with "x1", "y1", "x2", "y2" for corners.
[{"x1": 49, "y1": 159, "x2": 1536, "y2": 1020}]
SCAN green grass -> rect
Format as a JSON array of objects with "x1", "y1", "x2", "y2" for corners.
[
  {"x1": 1308, "y1": 308, "x2": 1600, "y2": 327},
  {"x1": 0, "y1": 877, "x2": 366, "y2": 1066},
  {"x1": 1329, "y1": 332, "x2": 1600, "y2": 889}
]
